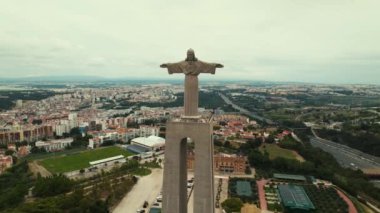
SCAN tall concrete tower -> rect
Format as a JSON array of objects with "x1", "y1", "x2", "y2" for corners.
[{"x1": 160, "y1": 49, "x2": 223, "y2": 213}]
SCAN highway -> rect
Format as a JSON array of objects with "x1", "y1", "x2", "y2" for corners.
[
  {"x1": 218, "y1": 93, "x2": 274, "y2": 124},
  {"x1": 219, "y1": 92, "x2": 380, "y2": 172},
  {"x1": 309, "y1": 137, "x2": 380, "y2": 171}
]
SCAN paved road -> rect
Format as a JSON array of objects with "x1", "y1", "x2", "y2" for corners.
[
  {"x1": 309, "y1": 137, "x2": 380, "y2": 170},
  {"x1": 336, "y1": 189, "x2": 358, "y2": 213},
  {"x1": 219, "y1": 93, "x2": 274, "y2": 124},
  {"x1": 113, "y1": 168, "x2": 163, "y2": 213}
]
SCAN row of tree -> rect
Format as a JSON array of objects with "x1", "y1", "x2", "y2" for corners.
[
  {"x1": 0, "y1": 161, "x2": 32, "y2": 211},
  {"x1": 1, "y1": 158, "x2": 144, "y2": 212}
]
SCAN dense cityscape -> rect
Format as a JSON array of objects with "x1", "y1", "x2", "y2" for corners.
[
  {"x1": 0, "y1": 81, "x2": 379, "y2": 213},
  {"x1": 2, "y1": 0, "x2": 380, "y2": 212}
]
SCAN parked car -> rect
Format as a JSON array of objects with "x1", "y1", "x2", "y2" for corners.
[{"x1": 143, "y1": 201, "x2": 148, "y2": 208}]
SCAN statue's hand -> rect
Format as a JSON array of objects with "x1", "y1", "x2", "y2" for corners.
[
  {"x1": 160, "y1": 64, "x2": 168, "y2": 68},
  {"x1": 215, "y1": 63, "x2": 224, "y2": 68}
]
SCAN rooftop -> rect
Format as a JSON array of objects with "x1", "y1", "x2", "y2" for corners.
[
  {"x1": 273, "y1": 173, "x2": 307, "y2": 182},
  {"x1": 127, "y1": 144, "x2": 151, "y2": 154},
  {"x1": 132, "y1": 135, "x2": 165, "y2": 147},
  {"x1": 89, "y1": 155, "x2": 125, "y2": 165}
]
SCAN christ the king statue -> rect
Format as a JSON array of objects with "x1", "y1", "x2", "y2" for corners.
[{"x1": 160, "y1": 49, "x2": 223, "y2": 117}]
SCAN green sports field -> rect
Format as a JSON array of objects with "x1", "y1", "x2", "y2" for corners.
[
  {"x1": 259, "y1": 144, "x2": 304, "y2": 161},
  {"x1": 38, "y1": 146, "x2": 133, "y2": 174}
]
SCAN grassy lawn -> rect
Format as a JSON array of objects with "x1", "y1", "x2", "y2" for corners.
[
  {"x1": 131, "y1": 167, "x2": 152, "y2": 176},
  {"x1": 259, "y1": 144, "x2": 299, "y2": 161},
  {"x1": 23, "y1": 147, "x2": 87, "y2": 161},
  {"x1": 38, "y1": 146, "x2": 133, "y2": 174}
]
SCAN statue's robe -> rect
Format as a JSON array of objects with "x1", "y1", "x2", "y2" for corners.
[{"x1": 164, "y1": 60, "x2": 219, "y2": 116}]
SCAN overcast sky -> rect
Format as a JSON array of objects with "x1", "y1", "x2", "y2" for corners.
[{"x1": 1, "y1": 0, "x2": 379, "y2": 84}]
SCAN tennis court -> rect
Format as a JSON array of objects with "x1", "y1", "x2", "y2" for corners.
[
  {"x1": 236, "y1": 180, "x2": 253, "y2": 196},
  {"x1": 278, "y1": 184, "x2": 315, "y2": 211}
]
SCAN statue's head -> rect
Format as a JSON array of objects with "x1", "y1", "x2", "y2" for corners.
[{"x1": 186, "y1": 49, "x2": 197, "y2": 61}]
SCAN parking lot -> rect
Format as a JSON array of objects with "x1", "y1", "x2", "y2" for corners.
[{"x1": 113, "y1": 168, "x2": 163, "y2": 213}]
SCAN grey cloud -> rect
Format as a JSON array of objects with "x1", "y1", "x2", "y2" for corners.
[{"x1": 0, "y1": 0, "x2": 379, "y2": 83}]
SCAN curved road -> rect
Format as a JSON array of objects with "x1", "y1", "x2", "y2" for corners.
[{"x1": 219, "y1": 93, "x2": 274, "y2": 124}]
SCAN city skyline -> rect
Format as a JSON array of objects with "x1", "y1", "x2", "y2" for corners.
[
  {"x1": 1, "y1": 1, "x2": 380, "y2": 212},
  {"x1": 1, "y1": 0, "x2": 380, "y2": 84}
]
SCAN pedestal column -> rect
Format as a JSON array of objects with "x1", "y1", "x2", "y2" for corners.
[
  {"x1": 184, "y1": 75, "x2": 199, "y2": 116},
  {"x1": 162, "y1": 121, "x2": 214, "y2": 213}
]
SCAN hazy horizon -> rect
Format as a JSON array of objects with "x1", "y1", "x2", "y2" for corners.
[
  {"x1": 2, "y1": 75, "x2": 380, "y2": 86},
  {"x1": 1, "y1": 0, "x2": 380, "y2": 84}
]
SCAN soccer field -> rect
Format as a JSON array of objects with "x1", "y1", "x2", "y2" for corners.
[{"x1": 39, "y1": 146, "x2": 133, "y2": 174}]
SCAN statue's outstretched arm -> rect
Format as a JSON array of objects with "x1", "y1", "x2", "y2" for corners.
[
  {"x1": 214, "y1": 63, "x2": 223, "y2": 68},
  {"x1": 160, "y1": 62, "x2": 184, "y2": 74},
  {"x1": 199, "y1": 61, "x2": 223, "y2": 74}
]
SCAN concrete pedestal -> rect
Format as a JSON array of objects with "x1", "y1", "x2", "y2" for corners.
[
  {"x1": 163, "y1": 120, "x2": 214, "y2": 213},
  {"x1": 184, "y1": 75, "x2": 199, "y2": 116}
]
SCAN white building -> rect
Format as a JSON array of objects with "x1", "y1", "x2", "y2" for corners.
[
  {"x1": 131, "y1": 135, "x2": 165, "y2": 151},
  {"x1": 68, "y1": 113, "x2": 78, "y2": 129},
  {"x1": 138, "y1": 125, "x2": 159, "y2": 137},
  {"x1": 89, "y1": 155, "x2": 126, "y2": 169},
  {"x1": 16, "y1": 100, "x2": 23, "y2": 108},
  {"x1": 35, "y1": 138, "x2": 73, "y2": 152},
  {"x1": 88, "y1": 139, "x2": 95, "y2": 149},
  {"x1": 54, "y1": 123, "x2": 70, "y2": 136}
]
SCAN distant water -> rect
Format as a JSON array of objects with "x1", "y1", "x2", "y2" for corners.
[{"x1": 0, "y1": 85, "x2": 30, "y2": 91}]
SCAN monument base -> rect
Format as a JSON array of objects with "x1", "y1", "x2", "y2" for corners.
[
  {"x1": 162, "y1": 118, "x2": 214, "y2": 213},
  {"x1": 180, "y1": 115, "x2": 202, "y2": 120}
]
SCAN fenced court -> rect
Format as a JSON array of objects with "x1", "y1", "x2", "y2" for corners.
[
  {"x1": 228, "y1": 178, "x2": 258, "y2": 203},
  {"x1": 236, "y1": 180, "x2": 253, "y2": 197}
]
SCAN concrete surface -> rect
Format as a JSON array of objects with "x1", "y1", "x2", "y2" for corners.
[
  {"x1": 163, "y1": 121, "x2": 214, "y2": 213},
  {"x1": 113, "y1": 168, "x2": 163, "y2": 213}
]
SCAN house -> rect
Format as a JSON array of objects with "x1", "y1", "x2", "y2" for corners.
[
  {"x1": 0, "y1": 155, "x2": 13, "y2": 173},
  {"x1": 35, "y1": 138, "x2": 73, "y2": 152}
]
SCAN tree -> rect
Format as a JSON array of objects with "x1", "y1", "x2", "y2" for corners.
[
  {"x1": 33, "y1": 174, "x2": 74, "y2": 197},
  {"x1": 266, "y1": 134, "x2": 275, "y2": 143},
  {"x1": 5, "y1": 149, "x2": 14, "y2": 156},
  {"x1": 31, "y1": 146, "x2": 46, "y2": 154},
  {"x1": 248, "y1": 150, "x2": 271, "y2": 168},
  {"x1": 70, "y1": 127, "x2": 81, "y2": 136},
  {"x1": 101, "y1": 140, "x2": 115, "y2": 147},
  {"x1": 247, "y1": 124, "x2": 255, "y2": 131},
  {"x1": 214, "y1": 139, "x2": 223, "y2": 147},
  {"x1": 239, "y1": 138, "x2": 262, "y2": 154},
  {"x1": 222, "y1": 198, "x2": 243, "y2": 213},
  {"x1": 224, "y1": 141, "x2": 231, "y2": 149},
  {"x1": 213, "y1": 125, "x2": 221, "y2": 131},
  {"x1": 0, "y1": 161, "x2": 31, "y2": 211}
]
